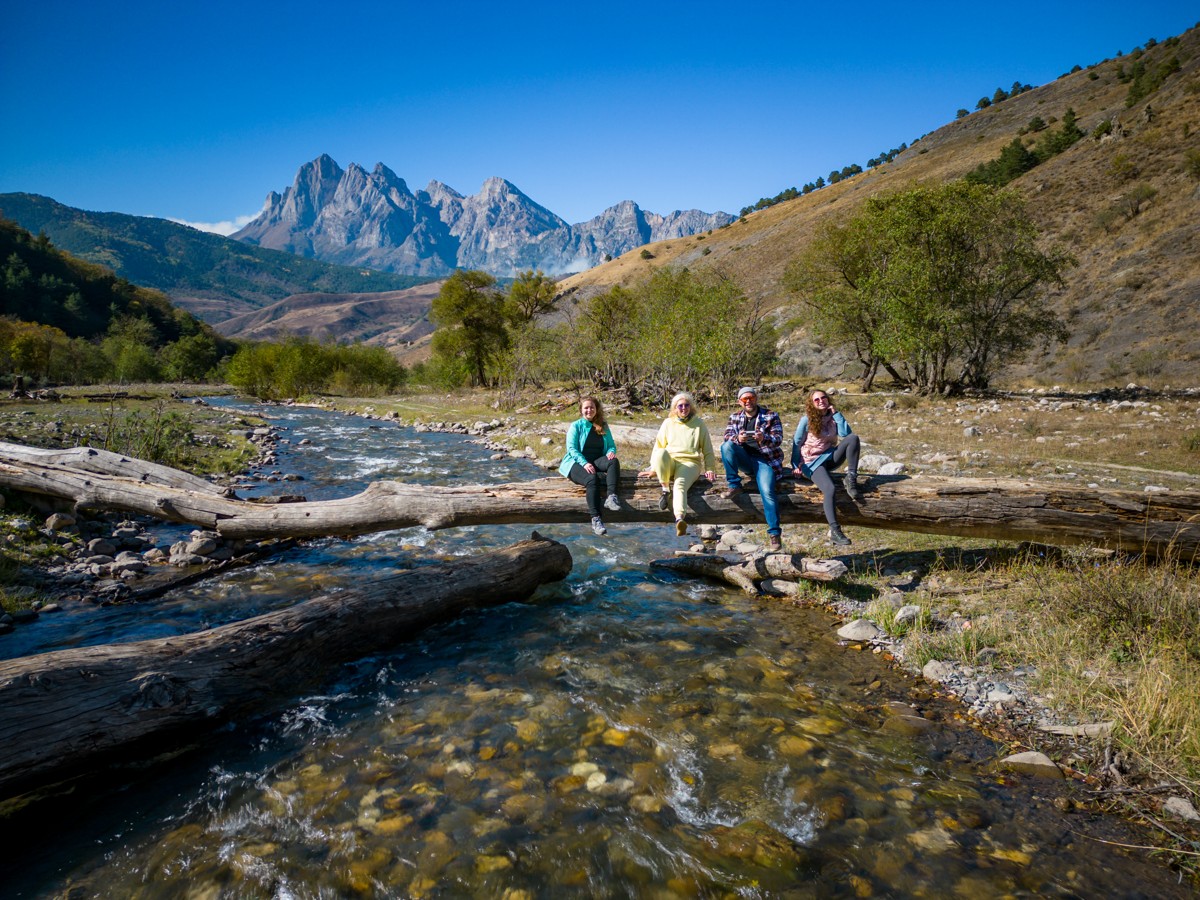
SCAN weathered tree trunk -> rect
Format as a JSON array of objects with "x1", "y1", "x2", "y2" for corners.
[
  {"x1": 651, "y1": 551, "x2": 848, "y2": 595},
  {"x1": 0, "y1": 535, "x2": 572, "y2": 801},
  {"x1": 0, "y1": 442, "x2": 1197, "y2": 559}
]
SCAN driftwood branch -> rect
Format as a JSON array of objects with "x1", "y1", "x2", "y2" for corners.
[
  {"x1": 0, "y1": 534, "x2": 572, "y2": 801},
  {"x1": 0, "y1": 441, "x2": 1197, "y2": 559},
  {"x1": 651, "y1": 552, "x2": 848, "y2": 595}
]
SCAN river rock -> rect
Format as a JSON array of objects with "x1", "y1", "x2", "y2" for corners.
[
  {"x1": 922, "y1": 659, "x2": 955, "y2": 683},
  {"x1": 1000, "y1": 751, "x2": 1063, "y2": 779},
  {"x1": 859, "y1": 453, "x2": 892, "y2": 472},
  {"x1": 837, "y1": 619, "x2": 882, "y2": 642},
  {"x1": 1162, "y1": 796, "x2": 1200, "y2": 822},
  {"x1": 87, "y1": 538, "x2": 117, "y2": 556},
  {"x1": 894, "y1": 605, "x2": 923, "y2": 628},
  {"x1": 186, "y1": 537, "x2": 220, "y2": 556},
  {"x1": 45, "y1": 512, "x2": 76, "y2": 532},
  {"x1": 878, "y1": 462, "x2": 906, "y2": 475}
]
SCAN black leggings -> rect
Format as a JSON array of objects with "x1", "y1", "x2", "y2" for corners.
[
  {"x1": 567, "y1": 457, "x2": 620, "y2": 517},
  {"x1": 808, "y1": 434, "x2": 860, "y2": 526}
]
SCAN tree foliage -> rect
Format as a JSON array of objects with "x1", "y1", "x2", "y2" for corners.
[
  {"x1": 491, "y1": 267, "x2": 777, "y2": 404},
  {"x1": 965, "y1": 109, "x2": 1085, "y2": 187},
  {"x1": 430, "y1": 270, "x2": 508, "y2": 387},
  {"x1": 504, "y1": 269, "x2": 557, "y2": 324},
  {"x1": 225, "y1": 338, "x2": 406, "y2": 400},
  {"x1": 784, "y1": 182, "x2": 1074, "y2": 394}
]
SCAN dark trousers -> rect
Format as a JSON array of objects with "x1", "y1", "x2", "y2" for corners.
[
  {"x1": 809, "y1": 433, "x2": 860, "y2": 526},
  {"x1": 567, "y1": 457, "x2": 620, "y2": 517}
]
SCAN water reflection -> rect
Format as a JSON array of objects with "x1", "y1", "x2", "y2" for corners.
[{"x1": 1, "y1": 400, "x2": 1188, "y2": 897}]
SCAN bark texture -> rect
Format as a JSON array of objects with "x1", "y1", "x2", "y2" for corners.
[
  {"x1": 1, "y1": 441, "x2": 1196, "y2": 559},
  {"x1": 651, "y1": 551, "x2": 849, "y2": 595},
  {"x1": 0, "y1": 534, "x2": 572, "y2": 800}
]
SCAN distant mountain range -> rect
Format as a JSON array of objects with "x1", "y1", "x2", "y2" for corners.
[
  {"x1": 0, "y1": 192, "x2": 429, "y2": 323},
  {"x1": 233, "y1": 155, "x2": 735, "y2": 277}
]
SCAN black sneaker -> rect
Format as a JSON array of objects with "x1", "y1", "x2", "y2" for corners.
[
  {"x1": 658, "y1": 490, "x2": 670, "y2": 511},
  {"x1": 829, "y1": 525, "x2": 852, "y2": 546}
]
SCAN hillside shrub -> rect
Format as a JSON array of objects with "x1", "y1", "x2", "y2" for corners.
[{"x1": 1185, "y1": 149, "x2": 1200, "y2": 181}]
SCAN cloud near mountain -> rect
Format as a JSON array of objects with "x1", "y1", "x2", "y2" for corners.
[
  {"x1": 232, "y1": 155, "x2": 733, "y2": 277},
  {"x1": 170, "y1": 214, "x2": 258, "y2": 236}
]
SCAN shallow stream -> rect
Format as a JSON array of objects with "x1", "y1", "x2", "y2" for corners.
[{"x1": 0, "y1": 401, "x2": 1187, "y2": 898}]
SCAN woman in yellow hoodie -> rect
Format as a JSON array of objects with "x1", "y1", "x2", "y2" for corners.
[{"x1": 640, "y1": 392, "x2": 715, "y2": 535}]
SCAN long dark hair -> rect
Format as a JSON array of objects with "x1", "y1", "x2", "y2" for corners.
[{"x1": 581, "y1": 396, "x2": 607, "y2": 433}]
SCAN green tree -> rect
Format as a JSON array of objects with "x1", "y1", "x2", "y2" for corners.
[
  {"x1": 102, "y1": 316, "x2": 161, "y2": 382},
  {"x1": 965, "y1": 138, "x2": 1040, "y2": 186},
  {"x1": 504, "y1": 269, "x2": 557, "y2": 324},
  {"x1": 785, "y1": 182, "x2": 1074, "y2": 394},
  {"x1": 633, "y1": 268, "x2": 776, "y2": 401},
  {"x1": 159, "y1": 332, "x2": 221, "y2": 381},
  {"x1": 430, "y1": 270, "x2": 508, "y2": 387}
]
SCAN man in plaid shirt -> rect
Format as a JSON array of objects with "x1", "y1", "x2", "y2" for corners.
[{"x1": 720, "y1": 386, "x2": 785, "y2": 551}]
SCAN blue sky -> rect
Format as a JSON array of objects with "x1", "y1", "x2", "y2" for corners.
[{"x1": 3, "y1": 2, "x2": 1197, "y2": 233}]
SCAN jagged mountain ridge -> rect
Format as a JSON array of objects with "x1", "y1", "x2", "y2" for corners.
[{"x1": 232, "y1": 155, "x2": 734, "y2": 277}]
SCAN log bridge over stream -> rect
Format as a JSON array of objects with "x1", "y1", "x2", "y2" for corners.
[
  {"x1": 1, "y1": 441, "x2": 1196, "y2": 560},
  {"x1": 0, "y1": 441, "x2": 1197, "y2": 802}
]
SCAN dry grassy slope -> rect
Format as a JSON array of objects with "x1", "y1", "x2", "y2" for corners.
[
  {"x1": 215, "y1": 282, "x2": 444, "y2": 357},
  {"x1": 556, "y1": 26, "x2": 1200, "y2": 386}
]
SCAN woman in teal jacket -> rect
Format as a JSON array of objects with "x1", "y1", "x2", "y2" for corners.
[{"x1": 559, "y1": 396, "x2": 621, "y2": 535}]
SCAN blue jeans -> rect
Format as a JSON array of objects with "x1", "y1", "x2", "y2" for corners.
[{"x1": 720, "y1": 441, "x2": 781, "y2": 536}]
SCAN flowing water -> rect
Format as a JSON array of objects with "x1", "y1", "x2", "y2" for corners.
[{"x1": 0, "y1": 401, "x2": 1187, "y2": 898}]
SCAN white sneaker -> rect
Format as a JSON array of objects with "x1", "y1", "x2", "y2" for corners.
[
  {"x1": 604, "y1": 494, "x2": 620, "y2": 512},
  {"x1": 591, "y1": 517, "x2": 607, "y2": 536}
]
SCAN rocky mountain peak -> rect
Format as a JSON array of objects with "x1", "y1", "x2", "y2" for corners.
[{"x1": 233, "y1": 155, "x2": 733, "y2": 277}]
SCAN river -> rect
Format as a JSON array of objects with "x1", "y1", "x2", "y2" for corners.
[{"x1": 0, "y1": 400, "x2": 1187, "y2": 898}]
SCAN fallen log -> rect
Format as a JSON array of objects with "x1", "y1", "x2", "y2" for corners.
[
  {"x1": 651, "y1": 551, "x2": 848, "y2": 595},
  {"x1": 0, "y1": 534, "x2": 572, "y2": 801},
  {"x1": 0, "y1": 442, "x2": 1197, "y2": 559},
  {"x1": 0, "y1": 441, "x2": 231, "y2": 496}
]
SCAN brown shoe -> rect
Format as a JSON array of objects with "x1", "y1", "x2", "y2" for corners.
[
  {"x1": 768, "y1": 535, "x2": 783, "y2": 552},
  {"x1": 675, "y1": 517, "x2": 688, "y2": 536},
  {"x1": 722, "y1": 485, "x2": 745, "y2": 501}
]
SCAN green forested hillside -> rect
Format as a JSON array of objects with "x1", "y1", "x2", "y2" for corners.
[
  {"x1": 0, "y1": 217, "x2": 238, "y2": 383},
  {"x1": 0, "y1": 216, "x2": 225, "y2": 345},
  {"x1": 0, "y1": 193, "x2": 430, "y2": 317}
]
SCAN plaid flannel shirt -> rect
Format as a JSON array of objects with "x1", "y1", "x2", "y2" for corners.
[{"x1": 723, "y1": 406, "x2": 785, "y2": 478}]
